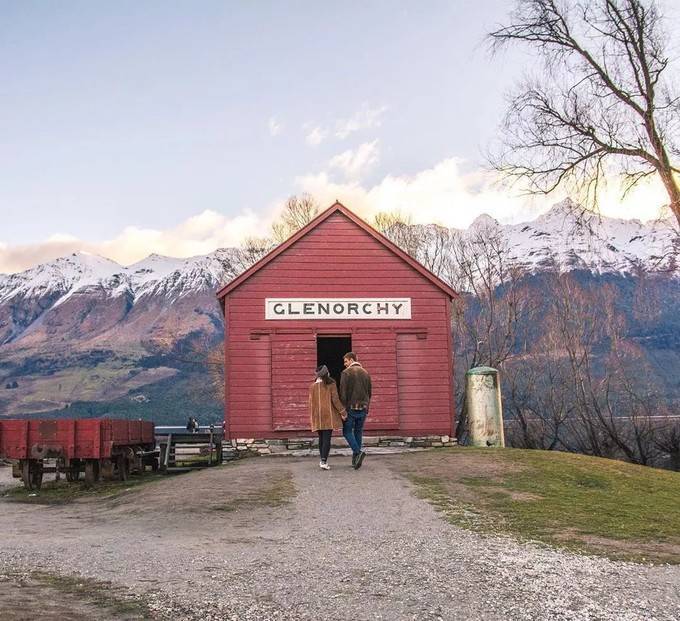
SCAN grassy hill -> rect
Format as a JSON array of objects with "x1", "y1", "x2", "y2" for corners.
[
  {"x1": 394, "y1": 447, "x2": 680, "y2": 564},
  {"x1": 1, "y1": 347, "x2": 223, "y2": 425}
]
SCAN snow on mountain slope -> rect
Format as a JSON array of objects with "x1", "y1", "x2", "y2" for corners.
[
  {"x1": 0, "y1": 252, "x2": 130, "y2": 306},
  {"x1": 466, "y1": 200, "x2": 678, "y2": 275},
  {"x1": 0, "y1": 244, "x2": 270, "y2": 350},
  {"x1": 0, "y1": 249, "x2": 241, "y2": 307},
  {"x1": 130, "y1": 249, "x2": 240, "y2": 299}
]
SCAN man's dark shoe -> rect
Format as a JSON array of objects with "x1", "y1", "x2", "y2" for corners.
[
  {"x1": 352, "y1": 453, "x2": 358, "y2": 467},
  {"x1": 354, "y1": 451, "x2": 366, "y2": 470}
]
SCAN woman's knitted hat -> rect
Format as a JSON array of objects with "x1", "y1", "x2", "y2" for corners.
[{"x1": 315, "y1": 364, "x2": 330, "y2": 379}]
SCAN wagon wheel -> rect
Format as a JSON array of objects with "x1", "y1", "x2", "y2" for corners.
[
  {"x1": 116, "y1": 454, "x2": 129, "y2": 481},
  {"x1": 31, "y1": 462, "x2": 43, "y2": 490},
  {"x1": 134, "y1": 455, "x2": 143, "y2": 474},
  {"x1": 21, "y1": 461, "x2": 33, "y2": 490},
  {"x1": 99, "y1": 459, "x2": 114, "y2": 481},
  {"x1": 21, "y1": 460, "x2": 43, "y2": 491},
  {"x1": 84, "y1": 460, "x2": 100, "y2": 487},
  {"x1": 64, "y1": 459, "x2": 79, "y2": 482},
  {"x1": 150, "y1": 456, "x2": 159, "y2": 472}
]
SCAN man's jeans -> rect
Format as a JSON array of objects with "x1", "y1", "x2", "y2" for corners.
[{"x1": 343, "y1": 409, "x2": 367, "y2": 455}]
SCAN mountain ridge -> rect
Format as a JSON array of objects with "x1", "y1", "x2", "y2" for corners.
[{"x1": 2, "y1": 199, "x2": 678, "y2": 285}]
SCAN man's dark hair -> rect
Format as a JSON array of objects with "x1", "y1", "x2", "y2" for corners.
[{"x1": 343, "y1": 352, "x2": 357, "y2": 362}]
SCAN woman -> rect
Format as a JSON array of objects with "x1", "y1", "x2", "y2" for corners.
[{"x1": 308, "y1": 365, "x2": 346, "y2": 470}]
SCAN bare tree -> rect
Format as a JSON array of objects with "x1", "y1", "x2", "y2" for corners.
[
  {"x1": 447, "y1": 223, "x2": 537, "y2": 441},
  {"x1": 419, "y1": 225, "x2": 456, "y2": 280},
  {"x1": 271, "y1": 193, "x2": 319, "y2": 243},
  {"x1": 232, "y1": 194, "x2": 320, "y2": 271},
  {"x1": 489, "y1": 0, "x2": 680, "y2": 226},
  {"x1": 503, "y1": 346, "x2": 572, "y2": 451},
  {"x1": 193, "y1": 339, "x2": 224, "y2": 404},
  {"x1": 233, "y1": 236, "x2": 274, "y2": 272},
  {"x1": 527, "y1": 273, "x2": 666, "y2": 465},
  {"x1": 373, "y1": 211, "x2": 426, "y2": 259},
  {"x1": 450, "y1": 224, "x2": 533, "y2": 371},
  {"x1": 373, "y1": 211, "x2": 459, "y2": 284},
  {"x1": 349, "y1": 207, "x2": 677, "y2": 467}
]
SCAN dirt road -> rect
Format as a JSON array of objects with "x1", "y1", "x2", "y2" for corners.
[{"x1": 1, "y1": 453, "x2": 679, "y2": 620}]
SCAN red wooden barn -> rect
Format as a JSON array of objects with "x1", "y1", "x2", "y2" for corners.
[{"x1": 216, "y1": 202, "x2": 457, "y2": 443}]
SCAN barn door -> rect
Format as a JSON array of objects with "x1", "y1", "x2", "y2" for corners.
[
  {"x1": 271, "y1": 332, "x2": 317, "y2": 431},
  {"x1": 396, "y1": 333, "x2": 429, "y2": 428},
  {"x1": 354, "y1": 331, "x2": 399, "y2": 430}
]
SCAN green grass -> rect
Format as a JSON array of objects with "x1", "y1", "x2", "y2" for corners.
[
  {"x1": 489, "y1": 450, "x2": 680, "y2": 542},
  {"x1": 402, "y1": 447, "x2": 680, "y2": 564},
  {"x1": 2, "y1": 473, "x2": 165, "y2": 505}
]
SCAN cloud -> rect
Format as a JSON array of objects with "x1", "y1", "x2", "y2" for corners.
[
  {"x1": 47, "y1": 233, "x2": 79, "y2": 243},
  {"x1": 268, "y1": 117, "x2": 283, "y2": 137},
  {"x1": 304, "y1": 126, "x2": 327, "y2": 147},
  {"x1": 1, "y1": 157, "x2": 669, "y2": 274},
  {"x1": 328, "y1": 141, "x2": 380, "y2": 180},
  {"x1": 295, "y1": 158, "x2": 538, "y2": 228},
  {"x1": 335, "y1": 104, "x2": 387, "y2": 140},
  {"x1": 0, "y1": 209, "x2": 273, "y2": 274},
  {"x1": 304, "y1": 103, "x2": 387, "y2": 147},
  {"x1": 295, "y1": 157, "x2": 670, "y2": 229}
]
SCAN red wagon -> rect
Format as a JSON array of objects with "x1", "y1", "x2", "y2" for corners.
[{"x1": 0, "y1": 418, "x2": 157, "y2": 489}]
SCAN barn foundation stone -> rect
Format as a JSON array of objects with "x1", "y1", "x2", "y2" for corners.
[{"x1": 228, "y1": 435, "x2": 457, "y2": 457}]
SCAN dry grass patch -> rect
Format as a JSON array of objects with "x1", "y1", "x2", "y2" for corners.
[
  {"x1": 212, "y1": 470, "x2": 296, "y2": 513},
  {"x1": 0, "y1": 572, "x2": 150, "y2": 620},
  {"x1": 1, "y1": 473, "x2": 165, "y2": 505}
]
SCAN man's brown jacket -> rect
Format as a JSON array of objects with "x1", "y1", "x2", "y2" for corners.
[{"x1": 340, "y1": 362, "x2": 372, "y2": 410}]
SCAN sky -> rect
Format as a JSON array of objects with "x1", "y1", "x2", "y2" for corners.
[{"x1": 0, "y1": 0, "x2": 676, "y2": 273}]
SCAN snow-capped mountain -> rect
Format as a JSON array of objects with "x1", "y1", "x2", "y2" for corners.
[
  {"x1": 128, "y1": 249, "x2": 241, "y2": 299},
  {"x1": 0, "y1": 248, "x2": 242, "y2": 349},
  {"x1": 0, "y1": 199, "x2": 677, "y2": 350},
  {"x1": 463, "y1": 199, "x2": 678, "y2": 276},
  {"x1": 0, "y1": 252, "x2": 129, "y2": 306},
  {"x1": 0, "y1": 248, "x2": 240, "y2": 308}
]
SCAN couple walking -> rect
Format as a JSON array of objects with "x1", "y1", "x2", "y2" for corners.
[{"x1": 309, "y1": 351, "x2": 372, "y2": 471}]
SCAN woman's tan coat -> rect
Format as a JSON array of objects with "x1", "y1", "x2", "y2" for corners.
[{"x1": 308, "y1": 379, "x2": 346, "y2": 432}]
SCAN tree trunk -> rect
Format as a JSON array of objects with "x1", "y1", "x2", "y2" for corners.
[{"x1": 658, "y1": 167, "x2": 680, "y2": 228}]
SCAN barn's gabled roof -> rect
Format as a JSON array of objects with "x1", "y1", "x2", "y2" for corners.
[{"x1": 216, "y1": 202, "x2": 459, "y2": 300}]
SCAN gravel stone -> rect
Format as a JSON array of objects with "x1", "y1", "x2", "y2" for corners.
[{"x1": 0, "y1": 456, "x2": 678, "y2": 620}]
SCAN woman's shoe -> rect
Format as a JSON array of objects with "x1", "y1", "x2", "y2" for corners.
[{"x1": 320, "y1": 461, "x2": 330, "y2": 470}]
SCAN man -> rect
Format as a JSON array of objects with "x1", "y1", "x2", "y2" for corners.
[{"x1": 339, "y1": 352, "x2": 372, "y2": 470}]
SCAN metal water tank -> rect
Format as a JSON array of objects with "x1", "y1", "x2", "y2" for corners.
[{"x1": 465, "y1": 366, "x2": 505, "y2": 447}]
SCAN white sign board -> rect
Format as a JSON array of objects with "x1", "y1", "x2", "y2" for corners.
[{"x1": 265, "y1": 298, "x2": 412, "y2": 320}]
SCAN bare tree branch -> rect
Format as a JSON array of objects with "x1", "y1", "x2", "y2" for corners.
[{"x1": 489, "y1": 0, "x2": 680, "y2": 226}]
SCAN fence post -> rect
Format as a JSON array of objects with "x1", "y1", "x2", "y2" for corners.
[{"x1": 465, "y1": 366, "x2": 505, "y2": 448}]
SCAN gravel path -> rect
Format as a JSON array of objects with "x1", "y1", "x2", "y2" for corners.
[{"x1": 1, "y1": 455, "x2": 679, "y2": 620}]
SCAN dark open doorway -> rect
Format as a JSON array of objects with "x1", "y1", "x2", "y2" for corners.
[{"x1": 317, "y1": 336, "x2": 352, "y2": 386}]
